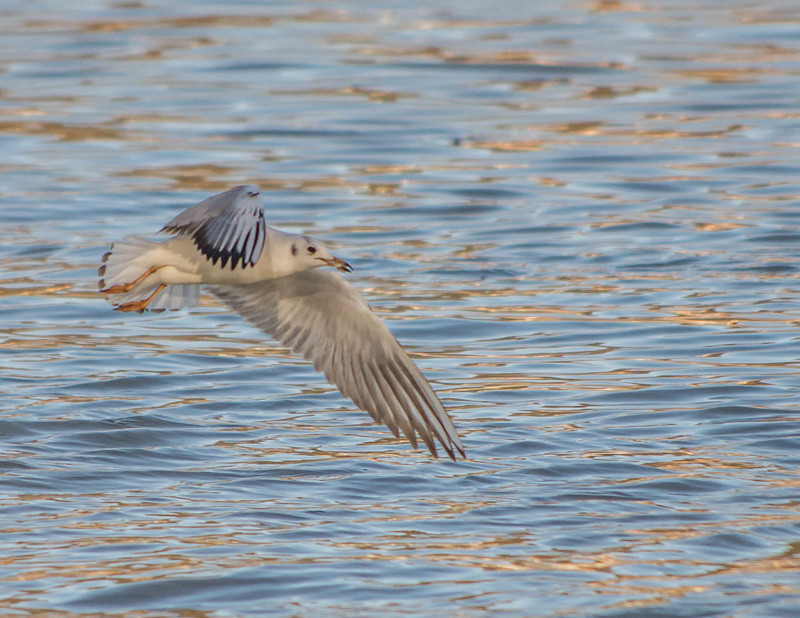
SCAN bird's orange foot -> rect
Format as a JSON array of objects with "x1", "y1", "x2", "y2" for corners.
[
  {"x1": 102, "y1": 282, "x2": 135, "y2": 294},
  {"x1": 100, "y1": 265, "x2": 166, "y2": 295},
  {"x1": 114, "y1": 300, "x2": 149, "y2": 313},
  {"x1": 112, "y1": 283, "x2": 166, "y2": 313}
]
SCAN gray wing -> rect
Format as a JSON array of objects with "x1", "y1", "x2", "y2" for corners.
[
  {"x1": 161, "y1": 184, "x2": 266, "y2": 270},
  {"x1": 210, "y1": 270, "x2": 465, "y2": 460}
]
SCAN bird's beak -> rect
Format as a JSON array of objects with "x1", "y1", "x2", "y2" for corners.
[{"x1": 317, "y1": 256, "x2": 353, "y2": 273}]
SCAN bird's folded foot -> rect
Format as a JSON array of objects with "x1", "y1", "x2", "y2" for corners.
[
  {"x1": 114, "y1": 300, "x2": 148, "y2": 313},
  {"x1": 113, "y1": 283, "x2": 166, "y2": 313},
  {"x1": 100, "y1": 265, "x2": 166, "y2": 295},
  {"x1": 102, "y1": 282, "x2": 134, "y2": 294}
]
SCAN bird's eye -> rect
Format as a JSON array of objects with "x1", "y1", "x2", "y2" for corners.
[{"x1": 308, "y1": 246, "x2": 317, "y2": 254}]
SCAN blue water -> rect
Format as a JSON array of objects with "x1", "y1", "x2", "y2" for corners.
[{"x1": 1, "y1": 1, "x2": 799, "y2": 616}]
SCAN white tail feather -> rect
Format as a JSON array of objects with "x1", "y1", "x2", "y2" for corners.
[
  {"x1": 99, "y1": 235, "x2": 200, "y2": 311},
  {"x1": 148, "y1": 284, "x2": 200, "y2": 312}
]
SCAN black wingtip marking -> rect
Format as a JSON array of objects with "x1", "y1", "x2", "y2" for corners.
[
  {"x1": 194, "y1": 240, "x2": 252, "y2": 271},
  {"x1": 178, "y1": 199, "x2": 265, "y2": 271}
]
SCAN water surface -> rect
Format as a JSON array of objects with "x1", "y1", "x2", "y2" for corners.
[{"x1": 1, "y1": 1, "x2": 799, "y2": 616}]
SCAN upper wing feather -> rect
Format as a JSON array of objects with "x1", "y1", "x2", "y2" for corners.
[
  {"x1": 161, "y1": 184, "x2": 266, "y2": 270},
  {"x1": 210, "y1": 270, "x2": 465, "y2": 460}
]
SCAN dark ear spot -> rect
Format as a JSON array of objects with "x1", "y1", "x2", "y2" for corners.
[{"x1": 291, "y1": 244, "x2": 297, "y2": 256}]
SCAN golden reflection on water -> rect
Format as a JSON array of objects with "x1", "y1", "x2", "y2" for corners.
[
  {"x1": 458, "y1": 138, "x2": 547, "y2": 153},
  {"x1": 272, "y1": 86, "x2": 415, "y2": 103},
  {"x1": 117, "y1": 165, "x2": 268, "y2": 192},
  {"x1": 27, "y1": 11, "x2": 361, "y2": 34},
  {"x1": 114, "y1": 166, "x2": 414, "y2": 193},
  {"x1": 673, "y1": 68, "x2": 778, "y2": 84},
  {"x1": 582, "y1": 85, "x2": 658, "y2": 99},
  {"x1": 0, "y1": 120, "x2": 129, "y2": 142}
]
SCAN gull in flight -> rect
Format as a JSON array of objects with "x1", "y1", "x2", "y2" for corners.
[{"x1": 98, "y1": 185, "x2": 465, "y2": 460}]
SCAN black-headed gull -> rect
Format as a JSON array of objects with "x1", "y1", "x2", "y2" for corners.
[{"x1": 99, "y1": 185, "x2": 465, "y2": 460}]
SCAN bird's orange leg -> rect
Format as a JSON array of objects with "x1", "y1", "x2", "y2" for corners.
[
  {"x1": 114, "y1": 284, "x2": 167, "y2": 313},
  {"x1": 101, "y1": 265, "x2": 166, "y2": 294}
]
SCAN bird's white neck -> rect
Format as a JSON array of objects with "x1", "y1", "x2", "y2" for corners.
[{"x1": 266, "y1": 227, "x2": 308, "y2": 278}]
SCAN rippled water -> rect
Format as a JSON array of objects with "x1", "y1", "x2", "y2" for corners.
[{"x1": 2, "y1": 1, "x2": 800, "y2": 616}]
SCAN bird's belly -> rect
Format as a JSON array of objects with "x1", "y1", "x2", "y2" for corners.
[{"x1": 197, "y1": 260, "x2": 269, "y2": 284}]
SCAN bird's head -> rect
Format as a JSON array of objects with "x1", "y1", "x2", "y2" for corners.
[{"x1": 290, "y1": 235, "x2": 352, "y2": 274}]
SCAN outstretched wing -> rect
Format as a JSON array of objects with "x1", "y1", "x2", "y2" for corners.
[
  {"x1": 161, "y1": 184, "x2": 266, "y2": 270},
  {"x1": 210, "y1": 270, "x2": 465, "y2": 460}
]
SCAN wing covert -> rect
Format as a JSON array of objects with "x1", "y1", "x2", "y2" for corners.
[{"x1": 161, "y1": 184, "x2": 266, "y2": 270}]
